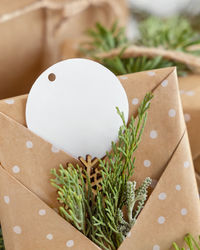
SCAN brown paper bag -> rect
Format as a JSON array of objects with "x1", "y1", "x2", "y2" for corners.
[
  {"x1": 0, "y1": 0, "x2": 127, "y2": 100},
  {"x1": 0, "y1": 67, "x2": 199, "y2": 250}
]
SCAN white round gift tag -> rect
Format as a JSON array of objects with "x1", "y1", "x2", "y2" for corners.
[{"x1": 26, "y1": 59, "x2": 129, "y2": 159}]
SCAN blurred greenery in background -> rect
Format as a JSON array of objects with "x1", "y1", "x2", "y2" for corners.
[
  {"x1": 102, "y1": 56, "x2": 189, "y2": 76},
  {"x1": 187, "y1": 14, "x2": 200, "y2": 31},
  {"x1": 81, "y1": 16, "x2": 200, "y2": 76},
  {"x1": 80, "y1": 22, "x2": 128, "y2": 56},
  {"x1": 138, "y1": 16, "x2": 200, "y2": 55}
]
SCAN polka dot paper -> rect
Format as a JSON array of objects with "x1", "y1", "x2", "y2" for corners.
[
  {"x1": 0, "y1": 67, "x2": 199, "y2": 250},
  {"x1": 179, "y1": 74, "x2": 200, "y2": 190}
]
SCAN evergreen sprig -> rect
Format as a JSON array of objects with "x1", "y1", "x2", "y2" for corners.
[
  {"x1": 51, "y1": 93, "x2": 153, "y2": 250},
  {"x1": 172, "y1": 234, "x2": 200, "y2": 250},
  {"x1": 51, "y1": 164, "x2": 96, "y2": 238},
  {"x1": 80, "y1": 22, "x2": 128, "y2": 56},
  {"x1": 138, "y1": 16, "x2": 200, "y2": 55}
]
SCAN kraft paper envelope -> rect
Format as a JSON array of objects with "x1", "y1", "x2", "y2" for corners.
[
  {"x1": 179, "y1": 74, "x2": 200, "y2": 191},
  {"x1": 0, "y1": 67, "x2": 199, "y2": 250}
]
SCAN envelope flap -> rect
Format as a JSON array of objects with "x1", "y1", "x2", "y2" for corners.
[
  {"x1": 0, "y1": 110, "x2": 79, "y2": 208},
  {"x1": 0, "y1": 166, "x2": 99, "y2": 250},
  {"x1": 119, "y1": 132, "x2": 200, "y2": 249},
  {"x1": 179, "y1": 74, "x2": 200, "y2": 159},
  {"x1": 121, "y1": 67, "x2": 185, "y2": 184},
  {"x1": 120, "y1": 67, "x2": 175, "y2": 123}
]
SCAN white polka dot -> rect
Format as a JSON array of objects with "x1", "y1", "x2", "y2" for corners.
[
  {"x1": 13, "y1": 226, "x2": 22, "y2": 234},
  {"x1": 51, "y1": 145, "x2": 60, "y2": 153},
  {"x1": 161, "y1": 80, "x2": 168, "y2": 87},
  {"x1": 153, "y1": 245, "x2": 160, "y2": 250},
  {"x1": 148, "y1": 71, "x2": 155, "y2": 76},
  {"x1": 12, "y1": 165, "x2": 20, "y2": 174},
  {"x1": 132, "y1": 98, "x2": 139, "y2": 105},
  {"x1": 26, "y1": 141, "x2": 33, "y2": 149},
  {"x1": 66, "y1": 240, "x2": 74, "y2": 247},
  {"x1": 39, "y1": 209, "x2": 46, "y2": 216},
  {"x1": 144, "y1": 160, "x2": 151, "y2": 168},
  {"x1": 186, "y1": 91, "x2": 195, "y2": 96},
  {"x1": 181, "y1": 208, "x2": 188, "y2": 216},
  {"x1": 158, "y1": 192, "x2": 167, "y2": 200},
  {"x1": 184, "y1": 113, "x2": 191, "y2": 122},
  {"x1": 157, "y1": 216, "x2": 165, "y2": 224},
  {"x1": 119, "y1": 76, "x2": 128, "y2": 80},
  {"x1": 150, "y1": 130, "x2": 158, "y2": 139},
  {"x1": 127, "y1": 231, "x2": 131, "y2": 238},
  {"x1": 46, "y1": 234, "x2": 53, "y2": 240},
  {"x1": 4, "y1": 99, "x2": 15, "y2": 104},
  {"x1": 176, "y1": 185, "x2": 181, "y2": 191},
  {"x1": 4, "y1": 195, "x2": 10, "y2": 204},
  {"x1": 184, "y1": 161, "x2": 190, "y2": 168},
  {"x1": 168, "y1": 109, "x2": 176, "y2": 117},
  {"x1": 180, "y1": 90, "x2": 185, "y2": 95}
]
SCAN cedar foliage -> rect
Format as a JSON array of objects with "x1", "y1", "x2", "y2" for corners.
[{"x1": 51, "y1": 93, "x2": 153, "y2": 250}]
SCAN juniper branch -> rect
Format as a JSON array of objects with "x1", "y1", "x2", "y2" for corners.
[{"x1": 51, "y1": 164, "x2": 95, "y2": 236}]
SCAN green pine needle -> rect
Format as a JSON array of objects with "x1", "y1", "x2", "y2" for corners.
[
  {"x1": 51, "y1": 93, "x2": 153, "y2": 250},
  {"x1": 79, "y1": 22, "x2": 128, "y2": 56},
  {"x1": 172, "y1": 234, "x2": 200, "y2": 250},
  {"x1": 138, "y1": 16, "x2": 200, "y2": 55}
]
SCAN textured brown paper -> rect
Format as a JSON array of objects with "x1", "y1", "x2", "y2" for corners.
[
  {"x1": 0, "y1": 0, "x2": 127, "y2": 99},
  {"x1": 179, "y1": 74, "x2": 200, "y2": 191},
  {"x1": 0, "y1": 68, "x2": 199, "y2": 250}
]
